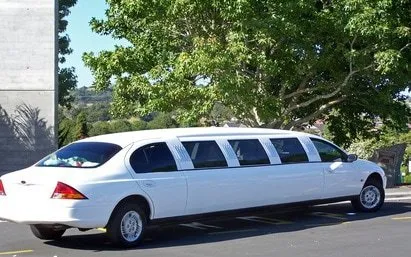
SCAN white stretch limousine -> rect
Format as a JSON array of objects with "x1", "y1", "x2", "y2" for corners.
[{"x1": 0, "y1": 128, "x2": 386, "y2": 246}]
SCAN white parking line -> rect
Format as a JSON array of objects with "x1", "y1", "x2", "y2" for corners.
[
  {"x1": 208, "y1": 229, "x2": 257, "y2": 235},
  {"x1": 316, "y1": 201, "x2": 351, "y2": 206},
  {"x1": 310, "y1": 212, "x2": 347, "y2": 220},
  {"x1": 0, "y1": 220, "x2": 7, "y2": 223},
  {"x1": 237, "y1": 216, "x2": 292, "y2": 225},
  {"x1": 305, "y1": 221, "x2": 351, "y2": 227},
  {"x1": 385, "y1": 196, "x2": 411, "y2": 201},
  {"x1": 0, "y1": 250, "x2": 33, "y2": 256},
  {"x1": 179, "y1": 222, "x2": 222, "y2": 230},
  {"x1": 386, "y1": 192, "x2": 411, "y2": 196},
  {"x1": 392, "y1": 216, "x2": 411, "y2": 220},
  {"x1": 317, "y1": 196, "x2": 411, "y2": 206}
]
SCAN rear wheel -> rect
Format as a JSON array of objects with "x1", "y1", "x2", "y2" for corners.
[
  {"x1": 30, "y1": 225, "x2": 66, "y2": 240},
  {"x1": 106, "y1": 203, "x2": 147, "y2": 247},
  {"x1": 351, "y1": 178, "x2": 385, "y2": 212}
]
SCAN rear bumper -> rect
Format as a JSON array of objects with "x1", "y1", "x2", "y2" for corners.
[{"x1": 0, "y1": 197, "x2": 113, "y2": 228}]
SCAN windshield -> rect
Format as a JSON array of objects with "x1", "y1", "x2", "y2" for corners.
[{"x1": 37, "y1": 142, "x2": 122, "y2": 168}]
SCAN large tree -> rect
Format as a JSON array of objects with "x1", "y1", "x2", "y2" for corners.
[
  {"x1": 59, "y1": 0, "x2": 78, "y2": 108},
  {"x1": 84, "y1": 0, "x2": 411, "y2": 143}
]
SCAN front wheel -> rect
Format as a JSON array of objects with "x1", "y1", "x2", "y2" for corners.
[
  {"x1": 106, "y1": 203, "x2": 147, "y2": 247},
  {"x1": 30, "y1": 225, "x2": 65, "y2": 240},
  {"x1": 351, "y1": 179, "x2": 385, "y2": 212}
]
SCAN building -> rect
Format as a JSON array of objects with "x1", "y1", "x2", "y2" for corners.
[{"x1": 0, "y1": 0, "x2": 57, "y2": 174}]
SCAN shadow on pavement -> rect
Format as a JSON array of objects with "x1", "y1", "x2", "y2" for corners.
[{"x1": 45, "y1": 201, "x2": 411, "y2": 252}]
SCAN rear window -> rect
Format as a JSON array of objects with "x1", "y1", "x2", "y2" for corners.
[{"x1": 37, "y1": 142, "x2": 122, "y2": 168}]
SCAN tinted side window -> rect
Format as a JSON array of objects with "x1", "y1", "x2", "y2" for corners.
[
  {"x1": 270, "y1": 138, "x2": 308, "y2": 164},
  {"x1": 311, "y1": 138, "x2": 347, "y2": 162},
  {"x1": 182, "y1": 141, "x2": 228, "y2": 169},
  {"x1": 228, "y1": 139, "x2": 270, "y2": 166},
  {"x1": 130, "y1": 143, "x2": 177, "y2": 173}
]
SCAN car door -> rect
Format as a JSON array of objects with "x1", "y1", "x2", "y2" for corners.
[
  {"x1": 125, "y1": 140, "x2": 188, "y2": 219},
  {"x1": 268, "y1": 137, "x2": 323, "y2": 202},
  {"x1": 310, "y1": 138, "x2": 363, "y2": 198},
  {"x1": 181, "y1": 138, "x2": 277, "y2": 215}
]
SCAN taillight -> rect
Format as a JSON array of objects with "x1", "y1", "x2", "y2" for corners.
[
  {"x1": 51, "y1": 182, "x2": 88, "y2": 200},
  {"x1": 0, "y1": 180, "x2": 5, "y2": 196}
]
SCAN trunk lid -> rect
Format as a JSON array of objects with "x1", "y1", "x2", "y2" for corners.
[{"x1": 1, "y1": 167, "x2": 89, "y2": 200}]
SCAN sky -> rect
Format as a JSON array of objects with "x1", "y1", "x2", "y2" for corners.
[{"x1": 63, "y1": 0, "x2": 123, "y2": 88}]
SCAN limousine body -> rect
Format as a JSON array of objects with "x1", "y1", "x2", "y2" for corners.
[{"x1": 0, "y1": 128, "x2": 386, "y2": 246}]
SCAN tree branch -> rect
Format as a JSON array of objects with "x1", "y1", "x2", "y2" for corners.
[
  {"x1": 284, "y1": 87, "x2": 319, "y2": 100},
  {"x1": 284, "y1": 76, "x2": 311, "y2": 100},
  {"x1": 349, "y1": 35, "x2": 357, "y2": 73},
  {"x1": 279, "y1": 83, "x2": 287, "y2": 100},
  {"x1": 240, "y1": 67, "x2": 254, "y2": 77},
  {"x1": 400, "y1": 43, "x2": 411, "y2": 53},
  {"x1": 283, "y1": 97, "x2": 347, "y2": 129},
  {"x1": 287, "y1": 85, "x2": 342, "y2": 112},
  {"x1": 240, "y1": 114, "x2": 259, "y2": 127},
  {"x1": 286, "y1": 64, "x2": 373, "y2": 113},
  {"x1": 252, "y1": 107, "x2": 263, "y2": 126},
  {"x1": 263, "y1": 120, "x2": 283, "y2": 129}
]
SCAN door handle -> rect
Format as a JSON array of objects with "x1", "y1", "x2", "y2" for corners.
[{"x1": 325, "y1": 168, "x2": 334, "y2": 173}]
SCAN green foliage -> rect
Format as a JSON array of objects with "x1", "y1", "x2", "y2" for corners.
[
  {"x1": 58, "y1": 117, "x2": 76, "y2": 147},
  {"x1": 131, "y1": 119, "x2": 148, "y2": 130},
  {"x1": 346, "y1": 138, "x2": 382, "y2": 160},
  {"x1": 84, "y1": 0, "x2": 410, "y2": 141},
  {"x1": 58, "y1": 0, "x2": 78, "y2": 108},
  {"x1": 73, "y1": 87, "x2": 113, "y2": 105},
  {"x1": 347, "y1": 130, "x2": 411, "y2": 163},
  {"x1": 146, "y1": 113, "x2": 178, "y2": 130},
  {"x1": 74, "y1": 112, "x2": 89, "y2": 139},
  {"x1": 400, "y1": 165, "x2": 408, "y2": 176},
  {"x1": 89, "y1": 119, "x2": 149, "y2": 137},
  {"x1": 89, "y1": 121, "x2": 112, "y2": 137},
  {"x1": 80, "y1": 102, "x2": 111, "y2": 123},
  {"x1": 210, "y1": 102, "x2": 234, "y2": 124},
  {"x1": 64, "y1": 103, "x2": 111, "y2": 123},
  {"x1": 59, "y1": 67, "x2": 77, "y2": 108},
  {"x1": 109, "y1": 120, "x2": 133, "y2": 133},
  {"x1": 323, "y1": 109, "x2": 376, "y2": 147}
]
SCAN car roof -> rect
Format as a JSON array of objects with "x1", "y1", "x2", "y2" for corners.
[{"x1": 78, "y1": 127, "x2": 314, "y2": 147}]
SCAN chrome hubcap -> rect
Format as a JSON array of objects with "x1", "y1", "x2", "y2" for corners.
[
  {"x1": 360, "y1": 185, "x2": 381, "y2": 209},
  {"x1": 120, "y1": 211, "x2": 143, "y2": 242}
]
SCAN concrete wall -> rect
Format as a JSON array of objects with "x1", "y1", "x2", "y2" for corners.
[{"x1": 0, "y1": 0, "x2": 57, "y2": 174}]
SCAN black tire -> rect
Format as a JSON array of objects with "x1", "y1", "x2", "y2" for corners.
[
  {"x1": 30, "y1": 225, "x2": 65, "y2": 240},
  {"x1": 106, "y1": 203, "x2": 147, "y2": 247},
  {"x1": 351, "y1": 178, "x2": 385, "y2": 212}
]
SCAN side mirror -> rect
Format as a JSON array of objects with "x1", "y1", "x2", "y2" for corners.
[{"x1": 347, "y1": 154, "x2": 358, "y2": 163}]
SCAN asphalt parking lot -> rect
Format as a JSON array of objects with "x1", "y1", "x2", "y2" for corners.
[{"x1": 1, "y1": 190, "x2": 410, "y2": 257}]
